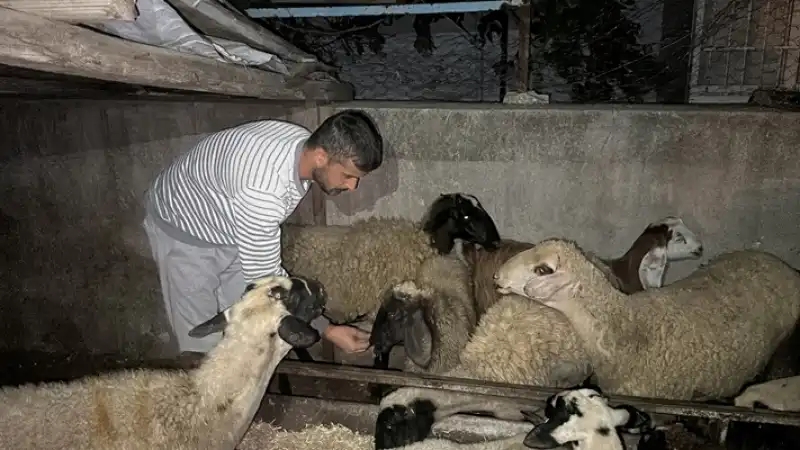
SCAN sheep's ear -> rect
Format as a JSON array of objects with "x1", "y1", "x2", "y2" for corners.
[
  {"x1": 188, "y1": 309, "x2": 231, "y2": 338},
  {"x1": 404, "y1": 309, "x2": 433, "y2": 368},
  {"x1": 523, "y1": 421, "x2": 562, "y2": 449},
  {"x1": 278, "y1": 315, "x2": 320, "y2": 349},
  {"x1": 639, "y1": 247, "x2": 668, "y2": 290}
]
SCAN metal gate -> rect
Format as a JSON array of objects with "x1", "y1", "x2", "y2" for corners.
[{"x1": 690, "y1": 0, "x2": 800, "y2": 103}]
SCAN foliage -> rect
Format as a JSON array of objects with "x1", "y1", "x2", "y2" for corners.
[
  {"x1": 527, "y1": 0, "x2": 666, "y2": 102},
  {"x1": 250, "y1": 0, "x2": 667, "y2": 102}
]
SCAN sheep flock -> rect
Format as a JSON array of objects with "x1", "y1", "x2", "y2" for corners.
[{"x1": 6, "y1": 192, "x2": 800, "y2": 450}]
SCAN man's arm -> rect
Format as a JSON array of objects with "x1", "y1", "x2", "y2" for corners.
[{"x1": 230, "y1": 188, "x2": 329, "y2": 335}]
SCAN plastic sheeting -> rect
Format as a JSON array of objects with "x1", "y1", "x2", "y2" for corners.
[{"x1": 90, "y1": 0, "x2": 290, "y2": 75}]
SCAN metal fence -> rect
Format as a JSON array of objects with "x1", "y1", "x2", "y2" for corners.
[{"x1": 690, "y1": 0, "x2": 800, "y2": 103}]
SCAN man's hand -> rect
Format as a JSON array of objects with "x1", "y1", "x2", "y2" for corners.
[{"x1": 323, "y1": 324, "x2": 371, "y2": 353}]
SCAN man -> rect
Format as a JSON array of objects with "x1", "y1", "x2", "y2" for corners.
[{"x1": 142, "y1": 109, "x2": 384, "y2": 355}]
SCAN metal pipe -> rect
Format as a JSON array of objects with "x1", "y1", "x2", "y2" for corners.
[
  {"x1": 246, "y1": 0, "x2": 523, "y2": 18},
  {"x1": 275, "y1": 360, "x2": 800, "y2": 427}
]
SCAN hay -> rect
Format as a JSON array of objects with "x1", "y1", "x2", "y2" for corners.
[{"x1": 237, "y1": 421, "x2": 374, "y2": 450}]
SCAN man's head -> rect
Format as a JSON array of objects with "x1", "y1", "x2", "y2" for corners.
[{"x1": 301, "y1": 110, "x2": 384, "y2": 196}]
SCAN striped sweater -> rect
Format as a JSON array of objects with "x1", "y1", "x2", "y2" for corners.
[{"x1": 145, "y1": 119, "x2": 311, "y2": 282}]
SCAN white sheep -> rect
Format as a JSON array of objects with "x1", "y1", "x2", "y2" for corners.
[
  {"x1": 280, "y1": 193, "x2": 501, "y2": 325},
  {"x1": 521, "y1": 387, "x2": 652, "y2": 450},
  {"x1": 376, "y1": 292, "x2": 591, "y2": 423},
  {"x1": 734, "y1": 374, "x2": 800, "y2": 412},
  {"x1": 497, "y1": 238, "x2": 800, "y2": 401},
  {"x1": 460, "y1": 216, "x2": 704, "y2": 318},
  {"x1": 491, "y1": 216, "x2": 703, "y2": 305},
  {"x1": 0, "y1": 275, "x2": 326, "y2": 450},
  {"x1": 372, "y1": 217, "x2": 704, "y2": 418}
]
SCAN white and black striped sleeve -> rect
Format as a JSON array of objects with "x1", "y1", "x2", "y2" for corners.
[{"x1": 230, "y1": 187, "x2": 289, "y2": 282}]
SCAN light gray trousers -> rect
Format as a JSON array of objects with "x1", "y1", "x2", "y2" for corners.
[{"x1": 142, "y1": 213, "x2": 245, "y2": 353}]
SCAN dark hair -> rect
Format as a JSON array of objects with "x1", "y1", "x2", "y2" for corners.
[{"x1": 306, "y1": 109, "x2": 384, "y2": 173}]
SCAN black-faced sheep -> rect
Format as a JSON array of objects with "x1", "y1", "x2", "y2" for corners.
[
  {"x1": 280, "y1": 192, "x2": 500, "y2": 325},
  {"x1": 375, "y1": 290, "x2": 595, "y2": 422},
  {"x1": 370, "y1": 253, "x2": 475, "y2": 375},
  {"x1": 520, "y1": 387, "x2": 651, "y2": 450},
  {"x1": 239, "y1": 405, "x2": 529, "y2": 450},
  {"x1": 0, "y1": 275, "x2": 326, "y2": 450},
  {"x1": 369, "y1": 216, "x2": 703, "y2": 413},
  {"x1": 471, "y1": 216, "x2": 703, "y2": 317},
  {"x1": 500, "y1": 238, "x2": 800, "y2": 401},
  {"x1": 375, "y1": 399, "x2": 529, "y2": 450}
]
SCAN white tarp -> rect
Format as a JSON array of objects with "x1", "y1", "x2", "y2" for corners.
[{"x1": 89, "y1": 0, "x2": 290, "y2": 75}]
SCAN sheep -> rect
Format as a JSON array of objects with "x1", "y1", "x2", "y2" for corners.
[
  {"x1": 280, "y1": 192, "x2": 500, "y2": 325},
  {"x1": 0, "y1": 274, "x2": 327, "y2": 450},
  {"x1": 374, "y1": 291, "x2": 594, "y2": 423},
  {"x1": 497, "y1": 238, "x2": 800, "y2": 401},
  {"x1": 375, "y1": 398, "x2": 530, "y2": 450},
  {"x1": 467, "y1": 216, "x2": 703, "y2": 317},
  {"x1": 369, "y1": 217, "x2": 702, "y2": 414},
  {"x1": 370, "y1": 253, "x2": 476, "y2": 373},
  {"x1": 733, "y1": 374, "x2": 800, "y2": 412},
  {"x1": 519, "y1": 387, "x2": 652, "y2": 450}
]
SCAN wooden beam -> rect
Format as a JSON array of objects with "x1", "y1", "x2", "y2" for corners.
[
  {"x1": 274, "y1": 361, "x2": 800, "y2": 427},
  {"x1": 0, "y1": 0, "x2": 136, "y2": 23},
  {"x1": 514, "y1": 2, "x2": 531, "y2": 92},
  {"x1": 0, "y1": 6, "x2": 354, "y2": 101}
]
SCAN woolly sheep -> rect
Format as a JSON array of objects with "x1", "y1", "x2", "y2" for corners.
[
  {"x1": 480, "y1": 216, "x2": 703, "y2": 315},
  {"x1": 369, "y1": 216, "x2": 696, "y2": 376},
  {"x1": 375, "y1": 291, "x2": 592, "y2": 423},
  {"x1": 280, "y1": 192, "x2": 500, "y2": 324},
  {"x1": 371, "y1": 217, "x2": 703, "y2": 417},
  {"x1": 370, "y1": 253, "x2": 475, "y2": 375},
  {"x1": 0, "y1": 275, "x2": 326, "y2": 450},
  {"x1": 375, "y1": 398, "x2": 529, "y2": 450},
  {"x1": 734, "y1": 374, "x2": 800, "y2": 412},
  {"x1": 520, "y1": 387, "x2": 651, "y2": 450},
  {"x1": 498, "y1": 238, "x2": 800, "y2": 400}
]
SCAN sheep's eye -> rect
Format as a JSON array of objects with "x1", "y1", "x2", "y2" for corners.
[
  {"x1": 674, "y1": 234, "x2": 686, "y2": 243},
  {"x1": 462, "y1": 214, "x2": 470, "y2": 220},
  {"x1": 534, "y1": 264, "x2": 554, "y2": 276}
]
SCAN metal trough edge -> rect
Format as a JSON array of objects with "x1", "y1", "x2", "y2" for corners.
[{"x1": 275, "y1": 361, "x2": 800, "y2": 427}]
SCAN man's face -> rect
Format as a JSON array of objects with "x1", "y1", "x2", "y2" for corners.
[{"x1": 312, "y1": 157, "x2": 366, "y2": 196}]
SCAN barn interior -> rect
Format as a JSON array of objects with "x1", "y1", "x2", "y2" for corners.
[{"x1": 3, "y1": 0, "x2": 800, "y2": 449}]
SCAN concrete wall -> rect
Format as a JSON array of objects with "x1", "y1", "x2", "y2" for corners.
[
  {"x1": 0, "y1": 98, "x2": 327, "y2": 359},
  {"x1": 3, "y1": 99, "x2": 800, "y2": 361},
  {"x1": 325, "y1": 102, "x2": 800, "y2": 286}
]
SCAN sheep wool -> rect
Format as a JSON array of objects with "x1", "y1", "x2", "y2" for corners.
[
  {"x1": 282, "y1": 217, "x2": 437, "y2": 324},
  {"x1": 462, "y1": 239, "x2": 624, "y2": 319},
  {"x1": 399, "y1": 254, "x2": 477, "y2": 374},
  {"x1": 379, "y1": 292, "x2": 592, "y2": 422},
  {"x1": 0, "y1": 275, "x2": 323, "y2": 450},
  {"x1": 507, "y1": 239, "x2": 800, "y2": 401}
]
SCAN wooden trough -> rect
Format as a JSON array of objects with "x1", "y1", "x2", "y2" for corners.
[{"x1": 248, "y1": 360, "x2": 800, "y2": 449}]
